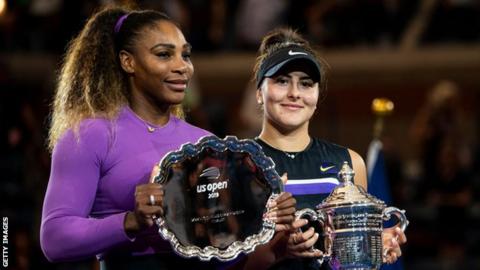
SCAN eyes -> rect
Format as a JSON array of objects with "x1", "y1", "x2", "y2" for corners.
[
  {"x1": 274, "y1": 76, "x2": 315, "y2": 89},
  {"x1": 154, "y1": 50, "x2": 191, "y2": 61}
]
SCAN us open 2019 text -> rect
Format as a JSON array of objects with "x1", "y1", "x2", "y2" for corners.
[{"x1": 196, "y1": 180, "x2": 228, "y2": 199}]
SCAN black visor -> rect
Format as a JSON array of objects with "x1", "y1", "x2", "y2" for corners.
[{"x1": 256, "y1": 45, "x2": 321, "y2": 89}]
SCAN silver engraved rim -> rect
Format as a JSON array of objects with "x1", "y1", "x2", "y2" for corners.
[{"x1": 152, "y1": 135, "x2": 283, "y2": 261}]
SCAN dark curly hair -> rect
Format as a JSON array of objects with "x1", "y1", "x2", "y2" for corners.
[{"x1": 49, "y1": 6, "x2": 183, "y2": 150}]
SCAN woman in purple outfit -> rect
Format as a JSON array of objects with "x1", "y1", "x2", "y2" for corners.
[{"x1": 41, "y1": 6, "x2": 295, "y2": 270}]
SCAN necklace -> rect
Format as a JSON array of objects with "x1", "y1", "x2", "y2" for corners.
[
  {"x1": 283, "y1": 151, "x2": 298, "y2": 159},
  {"x1": 128, "y1": 107, "x2": 159, "y2": 133},
  {"x1": 139, "y1": 118, "x2": 157, "y2": 133},
  {"x1": 256, "y1": 136, "x2": 310, "y2": 159},
  {"x1": 146, "y1": 125, "x2": 156, "y2": 133}
]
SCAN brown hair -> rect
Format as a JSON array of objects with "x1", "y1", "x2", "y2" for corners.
[
  {"x1": 48, "y1": 6, "x2": 184, "y2": 151},
  {"x1": 253, "y1": 28, "x2": 329, "y2": 100}
]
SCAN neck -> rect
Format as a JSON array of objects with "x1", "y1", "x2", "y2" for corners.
[
  {"x1": 258, "y1": 119, "x2": 311, "y2": 152},
  {"x1": 129, "y1": 92, "x2": 171, "y2": 126}
]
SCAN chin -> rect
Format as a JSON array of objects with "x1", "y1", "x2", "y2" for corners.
[
  {"x1": 168, "y1": 94, "x2": 186, "y2": 104},
  {"x1": 281, "y1": 116, "x2": 308, "y2": 126},
  {"x1": 274, "y1": 120, "x2": 305, "y2": 131},
  {"x1": 268, "y1": 111, "x2": 310, "y2": 130},
  {"x1": 170, "y1": 99, "x2": 185, "y2": 105}
]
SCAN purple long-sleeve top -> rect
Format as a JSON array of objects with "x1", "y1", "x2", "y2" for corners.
[{"x1": 40, "y1": 107, "x2": 211, "y2": 262}]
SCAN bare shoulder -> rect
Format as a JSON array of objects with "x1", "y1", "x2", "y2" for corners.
[{"x1": 347, "y1": 149, "x2": 368, "y2": 190}]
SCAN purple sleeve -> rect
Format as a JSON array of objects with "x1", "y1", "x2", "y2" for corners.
[{"x1": 40, "y1": 123, "x2": 131, "y2": 262}]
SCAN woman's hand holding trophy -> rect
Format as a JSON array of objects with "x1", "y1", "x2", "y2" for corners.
[{"x1": 288, "y1": 162, "x2": 409, "y2": 269}]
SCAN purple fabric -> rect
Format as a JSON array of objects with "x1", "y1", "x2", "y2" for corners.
[
  {"x1": 40, "y1": 107, "x2": 211, "y2": 262},
  {"x1": 285, "y1": 182, "x2": 338, "y2": 195}
]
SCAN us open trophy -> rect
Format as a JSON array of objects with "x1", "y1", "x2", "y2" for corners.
[
  {"x1": 295, "y1": 162, "x2": 409, "y2": 270},
  {"x1": 152, "y1": 135, "x2": 283, "y2": 261}
]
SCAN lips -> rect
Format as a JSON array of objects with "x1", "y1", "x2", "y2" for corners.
[
  {"x1": 164, "y1": 79, "x2": 188, "y2": 91},
  {"x1": 281, "y1": 103, "x2": 304, "y2": 110}
]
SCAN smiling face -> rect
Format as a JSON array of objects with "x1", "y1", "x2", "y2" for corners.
[
  {"x1": 257, "y1": 70, "x2": 319, "y2": 132},
  {"x1": 120, "y1": 20, "x2": 193, "y2": 110}
]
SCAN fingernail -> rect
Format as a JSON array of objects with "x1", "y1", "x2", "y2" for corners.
[
  {"x1": 270, "y1": 207, "x2": 279, "y2": 212},
  {"x1": 267, "y1": 200, "x2": 277, "y2": 208},
  {"x1": 314, "y1": 233, "x2": 319, "y2": 238}
]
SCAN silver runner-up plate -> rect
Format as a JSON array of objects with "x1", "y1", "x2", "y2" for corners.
[{"x1": 152, "y1": 135, "x2": 283, "y2": 261}]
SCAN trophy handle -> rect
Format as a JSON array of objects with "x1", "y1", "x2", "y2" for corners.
[
  {"x1": 294, "y1": 208, "x2": 332, "y2": 264},
  {"x1": 382, "y1": 207, "x2": 409, "y2": 261},
  {"x1": 382, "y1": 206, "x2": 409, "y2": 232}
]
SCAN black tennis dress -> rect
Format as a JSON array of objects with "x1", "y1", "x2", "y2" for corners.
[{"x1": 255, "y1": 137, "x2": 352, "y2": 270}]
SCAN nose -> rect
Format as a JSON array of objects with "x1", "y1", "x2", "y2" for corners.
[
  {"x1": 172, "y1": 55, "x2": 189, "y2": 75},
  {"x1": 287, "y1": 82, "x2": 301, "y2": 100}
]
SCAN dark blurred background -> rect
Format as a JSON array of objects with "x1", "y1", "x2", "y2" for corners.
[{"x1": 1, "y1": 0, "x2": 480, "y2": 269}]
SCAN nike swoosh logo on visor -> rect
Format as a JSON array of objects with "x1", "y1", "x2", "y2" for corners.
[{"x1": 288, "y1": 50, "x2": 308, "y2": 56}]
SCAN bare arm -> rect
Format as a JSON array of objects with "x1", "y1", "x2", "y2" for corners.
[
  {"x1": 348, "y1": 149, "x2": 368, "y2": 190},
  {"x1": 348, "y1": 149, "x2": 407, "y2": 264}
]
